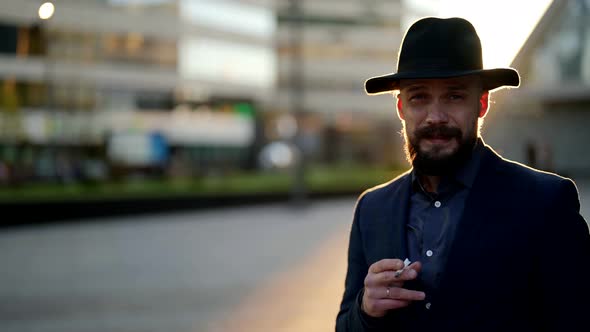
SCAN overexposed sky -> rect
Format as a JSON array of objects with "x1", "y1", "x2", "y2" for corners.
[
  {"x1": 406, "y1": 0, "x2": 553, "y2": 68},
  {"x1": 438, "y1": 0, "x2": 554, "y2": 68}
]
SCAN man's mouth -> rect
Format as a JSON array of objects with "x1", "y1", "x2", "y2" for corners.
[
  {"x1": 415, "y1": 126, "x2": 462, "y2": 146},
  {"x1": 423, "y1": 135, "x2": 454, "y2": 144}
]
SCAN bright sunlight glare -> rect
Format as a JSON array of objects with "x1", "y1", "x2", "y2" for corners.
[
  {"x1": 437, "y1": 0, "x2": 553, "y2": 68},
  {"x1": 38, "y1": 2, "x2": 55, "y2": 20}
]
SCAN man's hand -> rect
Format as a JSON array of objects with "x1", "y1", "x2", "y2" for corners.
[{"x1": 361, "y1": 259, "x2": 425, "y2": 318}]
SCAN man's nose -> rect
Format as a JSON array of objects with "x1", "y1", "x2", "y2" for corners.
[{"x1": 425, "y1": 102, "x2": 449, "y2": 124}]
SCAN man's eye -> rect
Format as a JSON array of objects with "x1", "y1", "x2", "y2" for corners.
[
  {"x1": 409, "y1": 94, "x2": 426, "y2": 101},
  {"x1": 448, "y1": 94, "x2": 464, "y2": 100}
]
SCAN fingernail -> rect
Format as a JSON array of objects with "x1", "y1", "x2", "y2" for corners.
[
  {"x1": 408, "y1": 269, "x2": 417, "y2": 278},
  {"x1": 419, "y1": 292, "x2": 426, "y2": 300}
]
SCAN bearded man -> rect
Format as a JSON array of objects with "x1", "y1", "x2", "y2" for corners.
[{"x1": 336, "y1": 17, "x2": 590, "y2": 332}]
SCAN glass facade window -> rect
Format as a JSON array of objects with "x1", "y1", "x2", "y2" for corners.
[
  {"x1": 530, "y1": 0, "x2": 590, "y2": 85},
  {"x1": 179, "y1": 37, "x2": 275, "y2": 89},
  {"x1": 67, "y1": 0, "x2": 178, "y2": 13},
  {"x1": 47, "y1": 30, "x2": 177, "y2": 68},
  {"x1": 180, "y1": 0, "x2": 276, "y2": 39}
]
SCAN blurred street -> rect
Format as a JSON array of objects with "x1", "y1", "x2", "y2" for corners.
[
  {"x1": 1, "y1": 178, "x2": 589, "y2": 332},
  {"x1": 0, "y1": 197, "x2": 356, "y2": 332}
]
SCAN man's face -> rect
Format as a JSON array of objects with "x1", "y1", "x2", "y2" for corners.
[{"x1": 397, "y1": 75, "x2": 489, "y2": 175}]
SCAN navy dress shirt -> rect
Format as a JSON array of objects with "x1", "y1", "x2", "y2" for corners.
[{"x1": 407, "y1": 139, "x2": 484, "y2": 294}]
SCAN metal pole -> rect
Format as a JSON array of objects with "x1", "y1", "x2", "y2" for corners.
[
  {"x1": 288, "y1": 0, "x2": 306, "y2": 205},
  {"x1": 42, "y1": 21, "x2": 57, "y2": 182},
  {"x1": 38, "y1": 3, "x2": 57, "y2": 181}
]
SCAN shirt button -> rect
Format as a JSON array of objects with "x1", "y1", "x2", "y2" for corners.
[
  {"x1": 425, "y1": 302, "x2": 432, "y2": 310},
  {"x1": 434, "y1": 201, "x2": 441, "y2": 208},
  {"x1": 426, "y1": 250, "x2": 433, "y2": 257}
]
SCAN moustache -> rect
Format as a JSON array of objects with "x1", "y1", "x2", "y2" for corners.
[{"x1": 415, "y1": 125, "x2": 462, "y2": 140}]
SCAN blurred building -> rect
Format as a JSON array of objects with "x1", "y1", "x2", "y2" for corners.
[
  {"x1": 0, "y1": 0, "x2": 440, "y2": 186},
  {"x1": 0, "y1": 0, "x2": 275, "y2": 183},
  {"x1": 486, "y1": 0, "x2": 590, "y2": 177},
  {"x1": 271, "y1": 0, "x2": 439, "y2": 168}
]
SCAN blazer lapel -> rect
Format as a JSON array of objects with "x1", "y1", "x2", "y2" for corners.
[{"x1": 383, "y1": 172, "x2": 412, "y2": 261}]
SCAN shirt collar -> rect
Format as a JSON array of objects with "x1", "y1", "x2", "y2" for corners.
[{"x1": 411, "y1": 138, "x2": 484, "y2": 192}]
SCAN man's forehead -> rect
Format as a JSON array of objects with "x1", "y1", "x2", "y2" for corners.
[{"x1": 399, "y1": 75, "x2": 481, "y2": 90}]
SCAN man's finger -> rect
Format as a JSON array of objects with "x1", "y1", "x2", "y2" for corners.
[
  {"x1": 364, "y1": 284, "x2": 400, "y2": 298},
  {"x1": 407, "y1": 261, "x2": 422, "y2": 272},
  {"x1": 367, "y1": 298, "x2": 412, "y2": 312},
  {"x1": 384, "y1": 287, "x2": 426, "y2": 301},
  {"x1": 374, "y1": 268, "x2": 415, "y2": 284},
  {"x1": 365, "y1": 272, "x2": 403, "y2": 288},
  {"x1": 372, "y1": 262, "x2": 422, "y2": 284},
  {"x1": 395, "y1": 262, "x2": 423, "y2": 281},
  {"x1": 392, "y1": 261, "x2": 423, "y2": 280},
  {"x1": 369, "y1": 259, "x2": 405, "y2": 274}
]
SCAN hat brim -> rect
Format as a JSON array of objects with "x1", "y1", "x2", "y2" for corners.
[{"x1": 364, "y1": 68, "x2": 520, "y2": 95}]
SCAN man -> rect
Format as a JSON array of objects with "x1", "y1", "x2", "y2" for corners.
[{"x1": 336, "y1": 17, "x2": 590, "y2": 331}]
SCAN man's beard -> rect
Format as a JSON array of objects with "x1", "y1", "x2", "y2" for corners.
[{"x1": 403, "y1": 124, "x2": 477, "y2": 176}]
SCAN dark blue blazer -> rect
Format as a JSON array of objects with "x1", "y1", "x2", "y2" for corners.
[{"x1": 336, "y1": 143, "x2": 590, "y2": 332}]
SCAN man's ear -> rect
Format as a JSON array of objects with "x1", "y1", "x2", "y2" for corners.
[
  {"x1": 479, "y1": 91, "x2": 490, "y2": 118},
  {"x1": 396, "y1": 95, "x2": 405, "y2": 120}
]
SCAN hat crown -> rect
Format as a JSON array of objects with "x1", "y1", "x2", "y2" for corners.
[
  {"x1": 363, "y1": 16, "x2": 520, "y2": 95},
  {"x1": 397, "y1": 17, "x2": 483, "y2": 73}
]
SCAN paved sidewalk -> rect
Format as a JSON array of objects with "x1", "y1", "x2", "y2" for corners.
[
  {"x1": 0, "y1": 198, "x2": 357, "y2": 332},
  {"x1": 207, "y1": 226, "x2": 349, "y2": 332}
]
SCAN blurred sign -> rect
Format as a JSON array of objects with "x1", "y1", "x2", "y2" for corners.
[
  {"x1": 107, "y1": 131, "x2": 169, "y2": 166},
  {"x1": 164, "y1": 109, "x2": 255, "y2": 146},
  {"x1": 104, "y1": 108, "x2": 255, "y2": 147},
  {"x1": 11, "y1": 108, "x2": 255, "y2": 148}
]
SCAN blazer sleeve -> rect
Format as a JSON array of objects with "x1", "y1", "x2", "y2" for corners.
[
  {"x1": 336, "y1": 195, "x2": 391, "y2": 331},
  {"x1": 535, "y1": 178, "x2": 590, "y2": 331}
]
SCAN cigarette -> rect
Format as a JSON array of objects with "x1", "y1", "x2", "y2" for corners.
[{"x1": 394, "y1": 258, "x2": 411, "y2": 277}]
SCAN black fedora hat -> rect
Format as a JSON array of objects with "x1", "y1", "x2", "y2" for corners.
[{"x1": 365, "y1": 17, "x2": 520, "y2": 95}]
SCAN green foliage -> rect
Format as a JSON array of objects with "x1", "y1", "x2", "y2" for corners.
[{"x1": 0, "y1": 165, "x2": 405, "y2": 202}]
